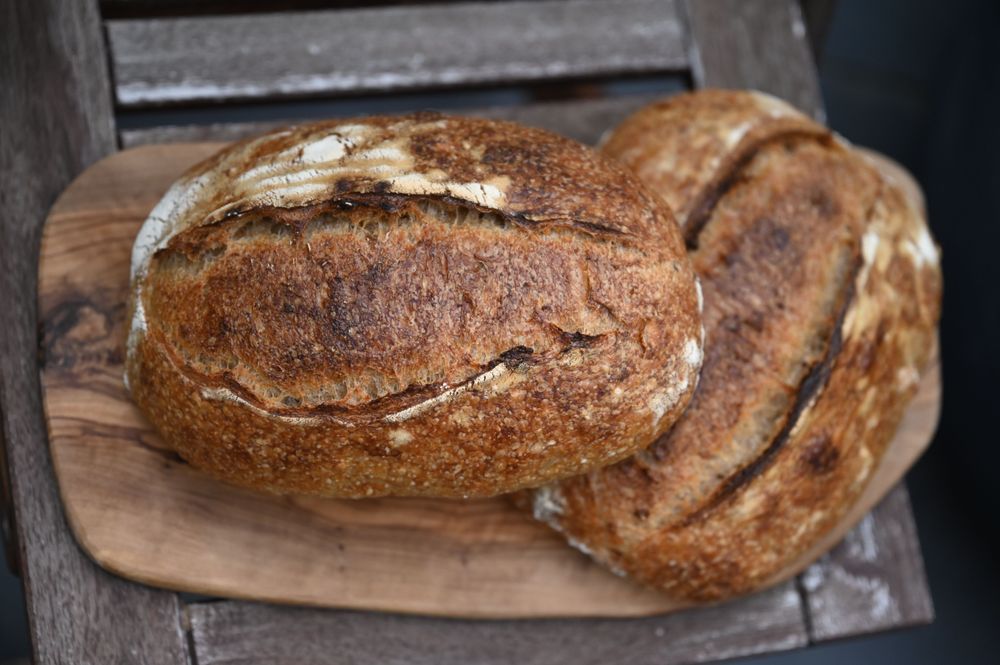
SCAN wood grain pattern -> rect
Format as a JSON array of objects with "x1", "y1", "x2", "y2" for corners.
[
  {"x1": 0, "y1": 1, "x2": 189, "y2": 663},
  {"x1": 119, "y1": 94, "x2": 666, "y2": 148},
  {"x1": 685, "y1": 0, "x2": 825, "y2": 121},
  {"x1": 187, "y1": 583, "x2": 807, "y2": 665},
  {"x1": 38, "y1": 137, "x2": 939, "y2": 620},
  {"x1": 106, "y1": 0, "x2": 688, "y2": 107}
]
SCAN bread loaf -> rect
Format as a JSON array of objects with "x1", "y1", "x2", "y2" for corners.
[
  {"x1": 531, "y1": 90, "x2": 942, "y2": 600},
  {"x1": 125, "y1": 113, "x2": 703, "y2": 498}
]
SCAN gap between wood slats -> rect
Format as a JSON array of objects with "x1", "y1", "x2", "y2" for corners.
[
  {"x1": 105, "y1": 0, "x2": 690, "y2": 107},
  {"x1": 116, "y1": 75, "x2": 689, "y2": 147},
  {"x1": 119, "y1": 91, "x2": 683, "y2": 148},
  {"x1": 101, "y1": 0, "x2": 467, "y2": 20}
]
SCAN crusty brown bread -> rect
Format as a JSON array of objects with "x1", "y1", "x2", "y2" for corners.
[
  {"x1": 531, "y1": 90, "x2": 942, "y2": 601},
  {"x1": 125, "y1": 113, "x2": 703, "y2": 498}
]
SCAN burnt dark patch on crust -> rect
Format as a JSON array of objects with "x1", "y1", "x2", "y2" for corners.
[
  {"x1": 682, "y1": 268, "x2": 858, "y2": 526},
  {"x1": 497, "y1": 345, "x2": 535, "y2": 368},
  {"x1": 199, "y1": 195, "x2": 637, "y2": 248},
  {"x1": 799, "y1": 432, "x2": 839, "y2": 474}
]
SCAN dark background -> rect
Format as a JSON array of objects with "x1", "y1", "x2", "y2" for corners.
[{"x1": 2, "y1": 0, "x2": 998, "y2": 661}]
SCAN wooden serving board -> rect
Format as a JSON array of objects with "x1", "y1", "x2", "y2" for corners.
[{"x1": 38, "y1": 144, "x2": 941, "y2": 618}]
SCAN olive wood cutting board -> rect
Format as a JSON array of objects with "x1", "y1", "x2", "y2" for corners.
[{"x1": 38, "y1": 143, "x2": 941, "y2": 618}]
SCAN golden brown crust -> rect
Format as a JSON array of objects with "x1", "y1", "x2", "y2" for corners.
[
  {"x1": 126, "y1": 114, "x2": 703, "y2": 498},
  {"x1": 533, "y1": 90, "x2": 942, "y2": 600}
]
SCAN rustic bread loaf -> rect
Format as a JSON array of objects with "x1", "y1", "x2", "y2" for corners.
[
  {"x1": 531, "y1": 90, "x2": 942, "y2": 601},
  {"x1": 125, "y1": 113, "x2": 703, "y2": 498}
]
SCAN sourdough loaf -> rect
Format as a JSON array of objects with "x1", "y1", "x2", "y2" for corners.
[
  {"x1": 532, "y1": 90, "x2": 942, "y2": 600},
  {"x1": 125, "y1": 113, "x2": 703, "y2": 498}
]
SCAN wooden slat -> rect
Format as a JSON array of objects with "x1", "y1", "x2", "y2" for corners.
[
  {"x1": 0, "y1": 1, "x2": 189, "y2": 663},
  {"x1": 189, "y1": 581, "x2": 806, "y2": 665},
  {"x1": 107, "y1": 0, "x2": 689, "y2": 107},
  {"x1": 119, "y1": 94, "x2": 666, "y2": 147},
  {"x1": 802, "y1": 484, "x2": 935, "y2": 641},
  {"x1": 684, "y1": 0, "x2": 825, "y2": 120}
]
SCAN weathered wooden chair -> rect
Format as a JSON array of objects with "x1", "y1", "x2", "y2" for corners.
[{"x1": 1, "y1": 1, "x2": 934, "y2": 662}]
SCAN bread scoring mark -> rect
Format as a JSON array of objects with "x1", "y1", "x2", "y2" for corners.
[
  {"x1": 375, "y1": 173, "x2": 510, "y2": 209},
  {"x1": 381, "y1": 362, "x2": 512, "y2": 424},
  {"x1": 351, "y1": 146, "x2": 407, "y2": 162},
  {"x1": 683, "y1": 259, "x2": 860, "y2": 525},
  {"x1": 198, "y1": 385, "x2": 325, "y2": 425},
  {"x1": 136, "y1": 118, "x2": 525, "y2": 259},
  {"x1": 724, "y1": 121, "x2": 752, "y2": 149},
  {"x1": 299, "y1": 133, "x2": 359, "y2": 164},
  {"x1": 190, "y1": 348, "x2": 525, "y2": 426},
  {"x1": 682, "y1": 131, "x2": 831, "y2": 248}
]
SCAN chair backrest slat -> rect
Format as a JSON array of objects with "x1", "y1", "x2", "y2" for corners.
[
  {"x1": 686, "y1": 0, "x2": 822, "y2": 120},
  {"x1": 107, "y1": 0, "x2": 689, "y2": 108}
]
